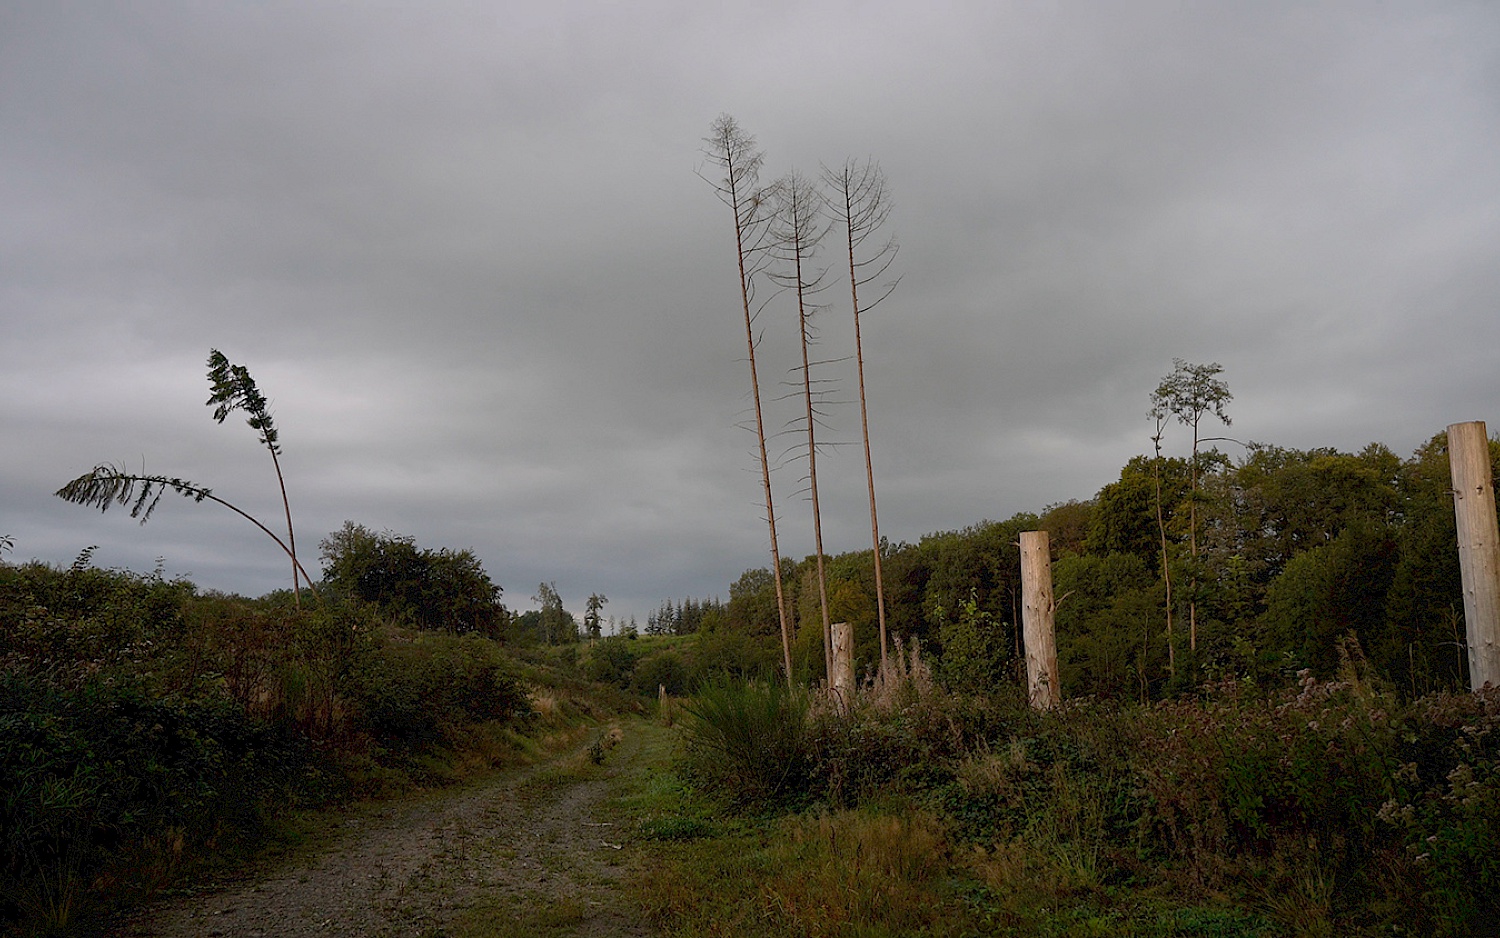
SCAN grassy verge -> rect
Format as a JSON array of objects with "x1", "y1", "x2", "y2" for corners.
[{"x1": 618, "y1": 678, "x2": 1445, "y2": 937}]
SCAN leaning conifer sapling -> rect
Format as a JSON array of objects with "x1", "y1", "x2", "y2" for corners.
[{"x1": 56, "y1": 350, "x2": 317, "y2": 604}]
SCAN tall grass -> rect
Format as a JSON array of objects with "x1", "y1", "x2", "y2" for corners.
[
  {"x1": 678, "y1": 679, "x2": 810, "y2": 806},
  {"x1": 666, "y1": 650, "x2": 1500, "y2": 934}
]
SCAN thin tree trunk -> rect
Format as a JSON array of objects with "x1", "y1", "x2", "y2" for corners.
[
  {"x1": 775, "y1": 172, "x2": 833, "y2": 680},
  {"x1": 854, "y1": 314, "x2": 889, "y2": 674},
  {"x1": 703, "y1": 117, "x2": 794, "y2": 684},
  {"x1": 268, "y1": 447, "x2": 301, "y2": 607},
  {"x1": 1189, "y1": 420, "x2": 1198, "y2": 653},
  {"x1": 826, "y1": 160, "x2": 899, "y2": 676},
  {"x1": 1153, "y1": 420, "x2": 1175, "y2": 678},
  {"x1": 801, "y1": 288, "x2": 833, "y2": 681}
]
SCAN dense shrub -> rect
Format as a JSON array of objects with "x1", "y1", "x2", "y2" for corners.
[
  {"x1": 583, "y1": 634, "x2": 642, "y2": 689},
  {"x1": 0, "y1": 562, "x2": 193, "y2": 691},
  {"x1": 679, "y1": 680, "x2": 811, "y2": 807},
  {"x1": 633, "y1": 651, "x2": 688, "y2": 697},
  {"x1": 349, "y1": 631, "x2": 533, "y2": 745},
  {"x1": 0, "y1": 673, "x2": 317, "y2": 931},
  {"x1": 680, "y1": 651, "x2": 1500, "y2": 932},
  {"x1": 0, "y1": 560, "x2": 550, "y2": 935}
]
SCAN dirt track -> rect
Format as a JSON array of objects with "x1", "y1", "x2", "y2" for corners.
[{"x1": 111, "y1": 727, "x2": 650, "y2": 938}]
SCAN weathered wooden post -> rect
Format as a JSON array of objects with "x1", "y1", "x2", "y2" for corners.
[
  {"x1": 1448, "y1": 421, "x2": 1500, "y2": 689},
  {"x1": 1020, "y1": 531, "x2": 1060, "y2": 710},
  {"x1": 831, "y1": 621, "x2": 855, "y2": 706}
]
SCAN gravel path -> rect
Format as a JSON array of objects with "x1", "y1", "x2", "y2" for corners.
[{"x1": 111, "y1": 727, "x2": 650, "y2": 938}]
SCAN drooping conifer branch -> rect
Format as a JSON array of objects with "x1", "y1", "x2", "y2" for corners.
[{"x1": 55, "y1": 463, "x2": 321, "y2": 596}]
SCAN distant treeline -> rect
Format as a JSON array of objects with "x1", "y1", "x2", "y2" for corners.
[{"x1": 669, "y1": 429, "x2": 1499, "y2": 698}]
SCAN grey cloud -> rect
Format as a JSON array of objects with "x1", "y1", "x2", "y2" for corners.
[{"x1": 4, "y1": 2, "x2": 1499, "y2": 625}]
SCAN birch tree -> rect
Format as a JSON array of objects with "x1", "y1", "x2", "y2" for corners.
[{"x1": 1150, "y1": 359, "x2": 1232, "y2": 655}]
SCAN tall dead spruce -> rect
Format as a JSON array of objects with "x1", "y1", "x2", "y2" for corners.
[
  {"x1": 770, "y1": 171, "x2": 835, "y2": 680},
  {"x1": 702, "y1": 116, "x2": 795, "y2": 683},
  {"x1": 824, "y1": 159, "x2": 900, "y2": 675}
]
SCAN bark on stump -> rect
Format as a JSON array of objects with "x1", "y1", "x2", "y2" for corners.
[
  {"x1": 831, "y1": 621, "x2": 855, "y2": 708},
  {"x1": 1021, "y1": 531, "x2": 1060, "y2": 710},
  {"x1": 1449, "y1": 421, "x2": 1500, "y2": 690}
]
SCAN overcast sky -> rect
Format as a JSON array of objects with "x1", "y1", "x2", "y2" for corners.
[{"x1": 4, "y1": 2, "x2": 1498, "y2": 629}]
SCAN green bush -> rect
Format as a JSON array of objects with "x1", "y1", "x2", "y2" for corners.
[
  {"x1": 584, "y1": 634, "x2": 641, "y2": 689},
  {"x1": 633, "y1": 651, "x2": 688, "y2": 697},
  {"x1": 679, "y1": 679, "x2": 811, "y2": 807},
  {"x1": 935, "y1": 592, "x2": 1013, "y2": 695},
  {"x1": 0, "y1": 562, "x2": 193, "y2": 691},
  {"x1": 349, "y1": 631, "x2": 533, "y2": 746},
  {"x1": 0, "y1": 673, "x2": 316, "y2": 932}
]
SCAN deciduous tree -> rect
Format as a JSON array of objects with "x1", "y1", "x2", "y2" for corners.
[{"x1": 1150, "y1": 359, "x2": 1232, "y2": 653}]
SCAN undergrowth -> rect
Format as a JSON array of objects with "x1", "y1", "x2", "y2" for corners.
[
  {"x1": 651, "y1": 643, "x2": 1500, "y2": 936},
  {"x1": 0, "y1": 561, "x2": 613, "y2": 937}
]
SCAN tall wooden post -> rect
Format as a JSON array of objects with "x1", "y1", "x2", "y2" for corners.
[
  {"x1": 1448, "y1": 421, "x2": 1500, "y2": 689},
  {"x1": 830, "y1": 621, "x2": 855, "y2": 706},
  {"x1": 1020, "y1": 531, "x2": 1060, "y2": 710}
]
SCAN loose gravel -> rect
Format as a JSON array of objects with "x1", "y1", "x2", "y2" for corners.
[{"x1": 110, "y1": 728, "x2": 650, "y2": 938}]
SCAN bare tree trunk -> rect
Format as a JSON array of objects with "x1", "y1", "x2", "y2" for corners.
[
  {"x1": 268, "y1": 447, "x2": 301, "y2": 607},
  {"x1": 1020, "y1": 531, "x2": 1060, "y2": 710},
  {"x1": 1449, "y1": 420, "x2": 1500, "y2": 689},
  {"x1": 773, "y1": 172, "x2": 834, "y2": 680},
  {"x1": 825, "y1": 159, "x2": 900, "y2": 676},
  {"x1": 1189, "y1": 418, "x2": 1199, "y2": 653},
  {"x1": 831, "y1": 620, "x2": 854, "y2": 710},
  {"x1": 702, "y1": 116, "x2": 794, "y2": 684},
  {"x1": 1152, "y1": 417, "x2": 1175, "y2": 678}
]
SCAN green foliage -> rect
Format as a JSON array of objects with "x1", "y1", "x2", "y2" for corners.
[
  {"x1": 679, "y1": 679, "x2": 811, "y2": 807},
  {"x1": 0, "y1": 560, "x2": 565, "y2": 934},
  {"x1": 349, "y1": 631, "x2": 533, "y2": 745},
  {"x1": 319, "y1": 522, "x2": 507, "y2": 637},
  {"x1": 0, "y1": 672, "x2": 317, "y2": 932},
  {"x1": 1262, "y1": 520, "x2": 1399, "y2": 676},
  {"x1": 583, "y1": 634, "x2": 642, "y2": 689},
  {"x1": 1151, "y1": 359, "x2": 1231, "y2": 434},
  {"x1": 1054, "y1": 552, "x2": 1164, "y2": 699},
  {"x1": 583, "y1": 592, "x2": 607, "y2": 640},
  {"x1": 936, "y1": 591, "x2": 1013, "y2": 695},
  {"x1": 206, "y1": 348, "x2": 280, "y2": 454},
  {"x1": 1087, "y1": 455, "x2": 1189, "y2": 572},
  {"x1": 691, "y1": 669, "x2": 1500, "y2": 932},
  {"x1": 726, "y1": 566, "x2": 786, "y2": 637},
  {"x1": 633, "y1": 651, "x2": 688, "y2": 697},
  {"x1": 54, "y1": 464, "x2": 214, "y2": 526},
  {"x1": 530, "y1": 581, "x2": 578, "y2": 645},
  {"x1": 691, "y1": 625, "x2": 780, "y2": 684},
  {"x1": 647, "y1": 595, "x2": 725, "y2": 636}
]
